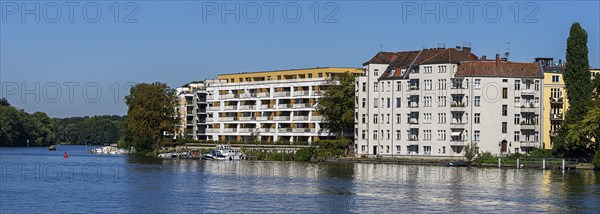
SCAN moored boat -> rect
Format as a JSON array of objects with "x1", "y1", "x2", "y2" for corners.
[
  {"x1": 48, "y1": 145, "x2": 56, "y2": 151},
  {"x1": 203, "y1": 145, "x2": 244, "y2": 160}
]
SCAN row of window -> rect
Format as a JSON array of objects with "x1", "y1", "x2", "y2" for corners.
[
  {"x1": 362, "y1": 79, "x2": 541, "y2": 92},
  {"x1": 359, "y1": 145, "x2": 448, "y2": 155},
  {"x1": 361, "y1": 129, "x2": 540, "y2": 142}
]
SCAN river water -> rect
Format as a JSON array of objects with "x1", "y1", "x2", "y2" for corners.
[{"x1": 1, "y1": 145, "x2": 598, "y2": 213}]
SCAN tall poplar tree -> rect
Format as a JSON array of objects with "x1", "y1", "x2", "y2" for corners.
[{"x1": 564, "y1": 22, "x2": 591, "y2": 122}]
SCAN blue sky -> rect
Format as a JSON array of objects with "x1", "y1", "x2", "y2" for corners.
[{"x1": 1, "y1": 1, "x2": 599, "y2": 117}]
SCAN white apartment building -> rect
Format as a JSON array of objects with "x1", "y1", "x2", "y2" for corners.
[
  {"x1": 355, "y1": 47, "x2": 544, "y2": 157},
  {"x1": 178, "y1": 67, "x2": 363, "y2": 143}
]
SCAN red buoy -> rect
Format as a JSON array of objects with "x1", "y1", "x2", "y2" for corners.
[{"x1": 64, "y1": 152, "x2": 68, "y2": 159}]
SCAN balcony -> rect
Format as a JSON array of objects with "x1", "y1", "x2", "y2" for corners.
[
  {"x1": 550, "y1": 113, "x2": 564, "y2": 121},
  {"x1": 450, "y1": 102, "x2": 466, "y2": 111},
  {"x1": 256, "y1": 92, "x2": 269, "y2": 98},
  {"x1": 550, "y1": 97, "x2": 564, "y2": 104},
  {"x1": 313, "y1": 90, "x2": 325, "y2": 96},
  {"x1": 239, "y1": 93, "x2": 253, "y2": 98},
  {"x1": 223, "y1": 106, "x2": 237, "y2": 110},
  {"x1": 521, "y1": 89, "x2": 536, "y2": 96},
  {"x1": 239, "y1": 105, "x2": 255, "y2": 110},
  {"x1": 207, "y1": 106, "x2": 221, "y2": 111},
  {"x1": 312, "y1": 115, "x2": 324, "y2": 121},
  {"x1": 260, "y1": 104, "x2": 273, "y2": 110},
  {"x1": 520, "y1": 121, "x2": 538, "y2": 130},
  {"x1": 293, "y1": 116, "x2": 309, "y2": 121},
  {"x1": 295, "y1": 91, "x2": 310, "y2": 96},
  {"x1": 408, "y1": 118, "x2": 419, "y2": 124},
  {"x1": 205, "y1": 128, "x2": 218, "y2": 133},
  {"x1": 274, "y1": 116, "x2": 290, "y2": 121},
  {"x1": 520, "y1": 104, "x2": 537, "y2": 113},
  {"x1": 293, "y1": 103, "x2": 309, "y2": 108},
  {"x1": 274, "y1": 91, "x2": 291, "y2": 97},
  {"x1": 408, "y1": 102, "x2": 419, "y2": 108},
  {"x1": 293, "y1": 128, "x2": 314, "y2": 133},
  {"x1": 279, "y1": 128, "x2": 293, "y2": 133},
  {"x1": 223, "y1": 94, "x2": 236, "y2": 99},
  {"x1": 238, "y1": 128, "x2": 256, "y2": 133},
  {"x1": 520, "y1": 141, "x2": 539, "y2": 148},
  {"x1": 278, "y1": 104, "x2": 291, "y2": 109},
  {"x1": 449, "y1": 139, "x2": 466, "y2": 146},
  {"x1": 408, "y1": 85, "x2": 419, "y2": 91},
  {"x1": 256, "y1": 116, "x2": 269, "y2": 121},
  {"x1": 260, "y1": 128, "x2": 276, "y2": 133},
  {"x1": 218, "y1": 117, "x2": 236, "y2": 122},
  {"x1": 450, "y1": 121, "x2": 466, "y2": 128},
  {"x1": 449, "y1": 87, "x2": 466, "y2": 94},
  {"x1": 408, "y1": 136, "x2": 419, "y2": 141},
  {"x1": 223, "y1": 128, "x2": 237, "y2": 133},
  {"x1": 550, "y1": 131, "x2": 558, "y2": 137},
  {"x1": 239, "y1": 116, "x2": 254, "y2": 121}
]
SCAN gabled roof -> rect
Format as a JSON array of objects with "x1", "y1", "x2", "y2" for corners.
[
  {"x1": 455, "y1": 61, "x2": 542, "y2": 78},
  {"x1": 368, "y1": 48, "x2": 478, "y2": 80}
]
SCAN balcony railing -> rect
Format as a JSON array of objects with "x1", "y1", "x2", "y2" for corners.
[
  {"x1": 550, "y1": 113, "x2": 563, "y2": 120},
  {"x1": 520, "y1": 141, "x2": 539, "y2": 148},
  {"x1": 293, "y1": 103, "x2": 309, "y2": 108},
  {"x1": 408, "y1": 136, "x2": 419, "y2": 141},
  {"x1": 521, "y1": 89, "x2": 536, "y2": 96},
  {"x1": 260, "y1": 104, "x2": 273, "y2": 109},
  {"x1": 256, "y1": 116, "x2": 269, "y2": 121},
  {"x1": 205, "y1": 128, "x2": 218, "y2": 133},
  {"x1": 239, "y1": 105, "x2": 255, "y2": 110},
  {"x1": 260, "y1": 128, "x2": 275, "y2": 133},
  {"x1": 239, "y1": 117, "x2": 254, "y2": 121},
  {"x1": 238, "y1": 128, "x2": 256, "y2": 133},
  {"x1": 550, "y1": 97, "x2": 564, "y2": 104},
  {"x1": 408, "y1": 86, "x2": 419, "y2": 91},
  {"x1": 274, "y1": 116, "x2": 290, "y2": 121},
  {"x1": 408, "y1": 103, "x2": 419, "y2": 108},
  {"x1": 274, "y1": 91, "x2": 291, "y2": 97},
  {"x1": 278, "y1": 104, "x2": 291, "y2": 109},
  {"x1": 279, "y1": 128, "x2": 293, "y2": 133},
  {"x1": 218, "y1": 117, "x2": 236, "y2": 122},
  {"x1": 208, "y1": 106, "x2": 221, "y2": 111},
  {"x1": 256, "y1": 92, "x2": 269, "y2": 98},
  {"x1": 312, "y1": 115, "x2": 324, "y2": 121},
  {"x1": 293, "y1": 116, "x2": 309, "y2": 121},
  {"x1": 223, "y1": 128, "x2": 237, "y2": 133},
  {"x1": 295, "y1": 91, "x2": 309, "y2": 96},
  {"x1": 293, "y1": 128, "x2": 314, "y2": 133},
  {"x1": 223, "y1": 106, "x2": 237, "y2": 110},
  {"x1": 408, "y1": 119, "x2": 419, "y2": 124},
  {"x1": 450, "y1": 102, "x2": 466, "y2": 107},
  {"x1": 520, "y1": 121, "x2": 538, "y2": 130}
]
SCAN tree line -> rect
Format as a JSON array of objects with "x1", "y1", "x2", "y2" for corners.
[{"x1": 0, "y1": 98, "x2": 125, "y2": 147}]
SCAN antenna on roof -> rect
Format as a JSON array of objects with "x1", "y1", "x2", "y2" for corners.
[
  {"x1": 379, "y1": 43, "x2": 383, "y2": 52},
  {"x1": 504, "y1": 42, "x2": 511, "y2": 60},
  {"x1": 438, "y1": 43, "x2": 446, "y2": 48}
]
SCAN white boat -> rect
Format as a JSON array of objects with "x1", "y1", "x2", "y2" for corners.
[{"x1": 203, "y1": 145, "x2": 244, "y2": 160}]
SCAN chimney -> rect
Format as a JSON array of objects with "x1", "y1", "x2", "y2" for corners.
[
  {"x1": 462, "y1": 47, "x2": 471, "y2": 54},
  {"x1": 496, "y1": 54, "x2": 500, "y2": 67},
  {"x1": 481, "y1": 55, "x2": 486, "y2": 60}
]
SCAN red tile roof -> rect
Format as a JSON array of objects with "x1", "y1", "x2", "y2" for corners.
[
  {"x1": 455, "y1": 61, "x2": 542, "y2": 78},
  {"x1": 365, "y1": 48, "x2": 478, "y2": 80}
]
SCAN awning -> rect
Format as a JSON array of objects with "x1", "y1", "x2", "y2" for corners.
[{"x1": 450, "y1": 131, "x2": 463, "y2": 137}]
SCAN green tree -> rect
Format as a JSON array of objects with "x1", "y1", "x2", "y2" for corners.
[
  {"x1": 124, "y1": 82, "x2": 179, "y2": 154},
  {"x1": 564, "y1": 22, "x2": 591, "y2": 122},
  {"x1": 464, "y1": 142, "x2": 478, "y2": 163},
  {"x1": 0, "y1": 98, "x2": 10, "y2": 107},
  {"x1": 316, "y1": 72, "x2": 356, "y2": 137}
]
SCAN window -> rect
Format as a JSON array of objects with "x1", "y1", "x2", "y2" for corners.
[
  {"x1": 552, "y1": 75, "x2": 559, "y2": 82},
  {"x1": 362, "y1": 114, "x2": 366, "y2": 124},
  {"x1": 438, "y1": 96, "x2": 446, "y2": 107},
  {"x1": 387, "y1": 98, "x2": 391, "y2": 108},
  {"x1": 503, "y1": 79, "x2": 508, "y2": 83},
  {"x1": 475, "y1": 96, "x2": 481, "y2": 107},
  {"x1": 374, "y1": 69, "x2": 379, "y2": 76},
  {"x1": 396, "y1": 81, "x2": 401, "y2": 91},
  {"x1": 277, "y1": 75, "x2": 282, "y2": 80},
  {"x1": 381, "y1": 114, "x2": 384, "y2": 124},
  {"x1": 515, "y1": 97, "x2": 521, "y2": 107},
  {"x1": 474, "y1": 130, "x2": 480, "y2": 141},
  {"x1": 374, "y1": 83, "x2": 379, "y2": 92},
  {"x1": 373, "y1": 131, "x2": 378, "y2": 140},
  {"x1": 386, "y1": 114, "x2": 390, "y2": 124},
  {"x1": 424, "y1": 113, "x2": 432, "y2": 124},
  {"x1": 362, "y1": 130, "x2": 366, "y2": 139},
  {"x1": 438, "y1": 113, "x2": 446, "y2": 124},
  {"x1": 424, "y1": 96, "x2": 432, "y2": 107},
  {"x1": 396, "y1": 114, "x2": 401, "y2": 124},
  {"x1": 373, "y1": 98, "x2": 378, "y2": 108},
  {"x1": 424, "y1": 130, "x2": 431, "y2": 140},
  {"x1": 396, "y1": 98, "x2": 401, "y2": 108},
  {"x1": 362, "y1": 98, "x2": 366, "y2": 108},
  {"x1": 318, "y1": 73, "x2": 323, "y2": 78},
  {"x1": 396, "y1": 130, "x2": 401, "y2": 140},
  {"x1": 442, "y1": 146, "x2": 446, "y2": 154},
  {"x1": 373, "y1": 114, "x2": 378, "y2": 124},
  {"x1": 362, "y1": 83, "x2": 366, "y2": 92},
  {"x1": 474, "y1": 113, "x2": 480, "y2": 124},
  {"x1": 308, "y1": 74, "x2": 312, "y2": 78},
  {"x1": 387, "y1": 82, "x2": 391, "y2": 92},
  {"x1": 535, "y1": 80, "x2": 540, "y2": 91},
  {"x1": 514, "y1": 80, "x2": 521, "y2": 90},
  {"x1": 424, "y1": 146, "x2": 431, "y2": 155},
  {"x1": 502, "y1": 88, "x2": 508, "y2": 99},
  {"x1": 514, "y1": 114, "x2": 520, "y2": 124},
  {"x1": 387, "y1": 130, "x2": 390, "y2": 140},
  {"x1": 502, "y1": 122, "x2": 507, "y2": 133},
  {"x1": 475, "y1": 79, "x2": 481, "y2": 89},
  {"x1": 424, "y1": 80, "x2": 432, "y2": 90},
  {"x1": 361, "y1": 145, "x2": 365, "y2": 152},
  {"x1": 396, "y1": 146, "x2": 401, "y2": 154},
  {"x1": 502, "y1": 105, "x2": 507, "y2": 116},
  {"x1": 438, "y1": 130, "x2": 446, "y2": 140},
  {"x1": 514, "y1": 131, "x2": 520, "y2": 141},
  {"x1": 381, "y1": 82, "x2": 384, "y2": 92}
]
